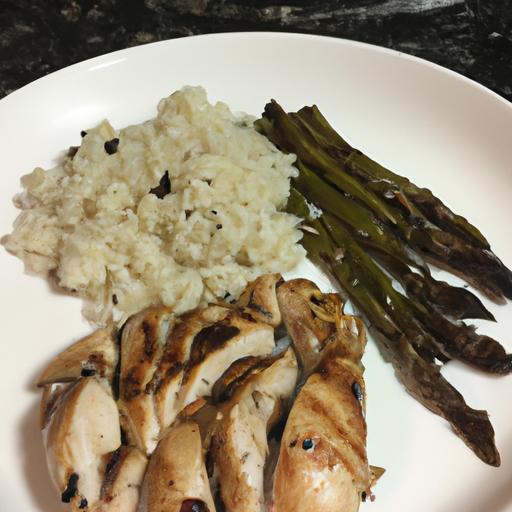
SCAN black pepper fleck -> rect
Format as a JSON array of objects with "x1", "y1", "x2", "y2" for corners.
[
  {"x1": 352, "y1": 381, "x2": 363, "y2": 403},
  {"x1": 104, "y1": 138, "x2": 120, "y2": 155},
  {"x1": 302, "y1": 438, "x2": 314, "y2": 450},
  {"x1": 80, "y1": 367, "x2": 96, "y2": 377},
  {"x1": 362, "y1": 491, "x2": 367, "y2": 502},
  {"x1": 216, "y1": 224, "x2": 222, "y2": 230},
  {"x1": 80, "y1": 130, "x2": 87, "y2": 137},
  {"x1": 149, "y1": 170, "x2": 171, "y2": 199},
  {"x1": 211, "y1": 210, "x2": 217, "y2": 215},
  {"x1": 112, "y1": 294, "x2": 118, "y2": 305},
  {"x1": 78, "y1": 497, "x2": 88, "y2": 509},
  {"x1": 289, "y1": 439, "x2": 297, "y2": 448}
]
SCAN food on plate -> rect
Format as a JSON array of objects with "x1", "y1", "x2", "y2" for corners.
[
  {"x1": 43, "y1": 378, "x2": 121, "y2": 510},
  {"x1": 257, "y1": 102, "x2": 512, "y2": 466},
  {"x1": 37, "y1": 275, "x2": 376, "y2": 511},
  {"x1": 273, "y1": 280, "x2": 377, "y2": 512},
  {"x1": 140, "y1": 421, "x2": 216, "y2": 512},
  {"x1": 3, "y1": 87, "x2": 304, "y2": 324},
  {"x1": 7, "y1": 84, "x2": 510, "y2": 511},
  {"x1": 90, "y1": 447, "x2": 148, "y2": 512},
  {"x1": 211, "y1": 348, "x2": 297, "y2": 512}
]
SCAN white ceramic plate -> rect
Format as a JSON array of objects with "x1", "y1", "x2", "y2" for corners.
[{"x1": 1, "y1": 33, "x2": 511, "y2": 512}]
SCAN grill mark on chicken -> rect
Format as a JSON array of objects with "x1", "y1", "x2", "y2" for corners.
[
  {"x1": 237, "y1": 274, "x2": 284, "y2": 326},
  {"x1": 122, "y1": 368, "x2": 142, "y2": 400},
  {"x1": 61, "y1": 472, "x2": 79, "y2": 503},
  {"x1": 142, "y1": 321, "x2": 156, "y2": 359},
  {"x1": 213, "y1": 353, "x2": 284, "y2": 403},
  {"x1": 246, "y1": 289, "x2": 273, "y2": 320},
  {"x1": 299, "y1": 386, "x2": 362, "y2": 477},
  {"x1": 189, "y1": 322, "x2": 241, "y2": 364},
  {"x1": 101, "y1": 448, "x2": 126, "y2": 496}
]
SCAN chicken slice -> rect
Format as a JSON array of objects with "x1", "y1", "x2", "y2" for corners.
[
  {"x1": 40, "y1": 383, "x2": 69, "y2": 430},
  {"x1": 277, "y1": 278, "x2": 339, "y2": 375},
  {"x1": 118, "y1": 306, "x2": 174, "y2": 454},
  {"x1": 139, "y1": 421, "x2": 216, "y2": 512},
  {"x1": 178, "y1": 312, "x2": 275, "y2": 411},
  {"x1": 44, "y1": 377, "x2": 121, "y2": 511},
  {"x1": 212, "y1": 348, "x2": 298, "y2": 512},
  {"x1": 37, "y1": 327, "x2": 118, "y2": 387},
  {"x1": 89, "y1": 447, "x2": 148, "y2": 512},
  {"x1": 151, "y1": 306, "x2": 230, "y2": 431},
  {"x1": 236, "y1": 274, "x2": 284, "y2": 327},
  {"x1": 273, "y1": 313, "x2": 371, "y2": 512}
]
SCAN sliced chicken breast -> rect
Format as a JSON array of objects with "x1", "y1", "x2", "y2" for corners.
[
  {"x1": 213, "y1": 348, "x2": 298, "y2": 512},
  {"x1": 277, "y1": 279, "x2": 338, "y2": 374},
  {"x1": 178, "y1": 312, "x2": 275, "y2": 412},
  {"x1": 139, "y1": 421, "x2": 216, "y2": 512},
  {"x1": 273, "y1": 313, "x2": 371, "y2": 512},
  {"x1": 44, "y1": 377, "x2": 121, "y2": 510},
  {"x1": 237, "y1": 274, "x2": 284, "y2": 327},
  {"x1": 37, "y1": 327, "x2": 118, "y2": 386},
  {"x1": 151, "y1": 306, "x2": 230, "y2": 431},
  {"x1": 118, "y1": 306, "x2": 174, "y2": 454},
  {"x1": 90, "y1": 447, "x2": 148, "y2": 512}
]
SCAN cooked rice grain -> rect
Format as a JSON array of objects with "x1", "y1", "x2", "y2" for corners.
[{"x1": 4, "y1": 87, "x2": 305, "y2": 324}]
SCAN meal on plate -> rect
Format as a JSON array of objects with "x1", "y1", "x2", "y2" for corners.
[
  {"x1": 2, "y1": 86, "x2": 511, "y2": 510},
  {"x1": 38, "y1": 275, "x2": 380, "y2": 511}
]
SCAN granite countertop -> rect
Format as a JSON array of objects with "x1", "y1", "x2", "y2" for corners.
[{"x1": 0, "y1": 0, "x2": 511, "y2": 101}]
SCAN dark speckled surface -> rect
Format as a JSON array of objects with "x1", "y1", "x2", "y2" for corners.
[{"x1": 0, "y1": 0, "x2": 510, "y2": 101}]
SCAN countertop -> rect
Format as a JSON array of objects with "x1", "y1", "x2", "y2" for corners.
[{"x1": 0, "y1": 0, "x2": 511, "y2": 101}]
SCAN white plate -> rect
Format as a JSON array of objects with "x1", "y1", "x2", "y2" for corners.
[{"x1": 1, "y1": 33, "x2": 511, "y2": 512}]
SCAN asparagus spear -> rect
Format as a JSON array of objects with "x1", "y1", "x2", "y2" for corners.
[
  {"x1": 368, "y1": 249, "x2": 495, "y2": 322},
  {"x1": 295, "y1": 159, "x2": 495, "y2": 322},
  {"x1": 321, "y1": 209, "x2": 511, "y2": 374},
  {"x1": 363, "y1": 248, "x2": 511, "y2": 374},
  {"x1": 256, "y1": 102, "x2": 512, "y2": 302},
  {"x1": 288, "y1": 189, "x2": 501, "y2": 466},
  {"x1": 294, "y1": 104, "x2": 489, "y2": 248},
  {"x1": 258, "y1": 102, "x2": 399, "y2": 225}
]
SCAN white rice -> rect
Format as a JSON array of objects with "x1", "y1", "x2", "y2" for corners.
[{"x1": 3, "y1": 86, "x2": 305, "y2": 324}]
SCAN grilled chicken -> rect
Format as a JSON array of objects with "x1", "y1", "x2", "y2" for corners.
[
  {"x1": 90, "y1": 447, "x2": 148, "y2": 512},
  {"x1": 139, "y1": 421, "x2": 216, "y2": 512},
  {"x1": 38, "y1": 275, "x2": 377, "y2": 512},
  {"x1": 212, "y1": 348, "x2": 298, "y2": 512},
  {"x1": 151, "y1": 306, "x2": 230, "y2": 431},
  {"x1": 178, "y1": 311, "x2": 275, "y2": 413},
  {"x1": 276, "y1": 279, "x2": 338, "y2": 374},
  {"x1": 44, "y1": 377, "x2": 121, "y2": 510},
  {"x1": 118, "y1": 306, "x2": 174, "y2": 454},
  {"x1": 37, "y1": 327, "x2": 118, "y2": 386},
  {"x1": 237, "y1": 274, "x2": 284, "y2": 327},
  {"x1": 273, "y1": 297, "x2": 371, "y2": 512}
]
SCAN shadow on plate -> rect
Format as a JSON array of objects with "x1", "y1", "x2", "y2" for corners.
[{"x1": 18, "y1": 397, "x2": 63, "y2": 512}]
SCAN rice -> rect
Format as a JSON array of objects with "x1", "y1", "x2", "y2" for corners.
[{"x1": 3, "y1": 86, "x2": 305, "y2": 324}]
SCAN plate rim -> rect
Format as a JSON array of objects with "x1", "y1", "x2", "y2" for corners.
[{"x1": 1, "y1": 31, "x2": 511, "y2": 113}]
